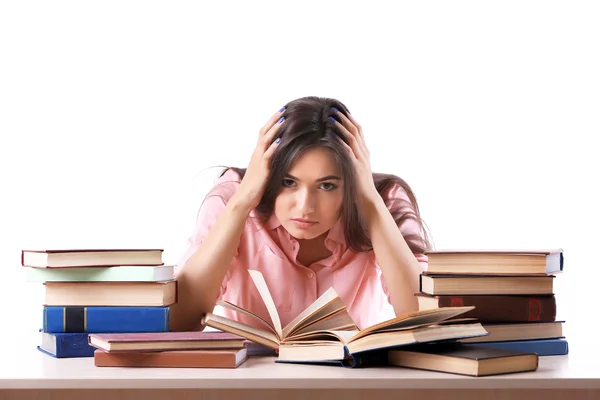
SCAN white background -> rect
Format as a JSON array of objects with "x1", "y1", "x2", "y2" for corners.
[{"x1": 1, "y1": 1, "x2": 598, "y2": 349}]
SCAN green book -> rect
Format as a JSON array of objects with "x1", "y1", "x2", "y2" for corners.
[{"x1": 25, "y1": 265, "x2": 175, "y2": 282}]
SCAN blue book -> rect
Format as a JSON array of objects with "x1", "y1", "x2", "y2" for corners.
[
  {"x1": 43, "y1": 306, "x2": 170, "y2": 333},
  {"x1": 37, "y1": 332, "x2": 96, "y2": 358},
  {"x1": 463, "y1": 339, "x2": 569, "y2": 356}
]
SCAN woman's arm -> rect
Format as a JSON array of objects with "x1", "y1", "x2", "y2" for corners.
[
  {"x1": 169, "y1": 193, "x2": 253, "y2": 332},
  {"x1": 362, "y1": 195, "x2": 424, "y2": 316}
]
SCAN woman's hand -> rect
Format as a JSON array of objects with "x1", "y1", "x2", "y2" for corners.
[
  {"x1": 330, "y1": 108, "x2": 381, "y2": 209},
  {"x1": 232, "y1": 107, "x2": 285, "y2": 211}
]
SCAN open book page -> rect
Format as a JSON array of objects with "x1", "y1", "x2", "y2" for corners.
[
  {"x1": 284, "y1": 309, "x2": 358, "y2": 341},
  {"x1": 348, "y1": 306, "x2": 475, "y2": 342},
  {"x1": 202, "y1": 313, "x2": 280, "y2": 350},
  {"x1": 283, "y1": 293, "x2": 357, "y2": 338},
  {"x1": 344, "y1": 323, "x2": 488, "y2": 354},
  {"x1": 248, "y1": 270, "x2": 282, "y2": 339},
  {"x1": 216, "y1": 299, "x2": 279, "y2": 337},
  {"x1": 282, "y1": 330, "x2": 360, "y2": 345}
]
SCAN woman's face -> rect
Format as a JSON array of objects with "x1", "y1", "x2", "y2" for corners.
[{"x1": 274, "y1": 147, "x2": 344, "y2": 240}]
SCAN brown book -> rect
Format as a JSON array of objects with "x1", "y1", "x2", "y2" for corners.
[
  {"x1": 423, "y1": 249, "x2": 563, "y2": 275},
  {"x1": 93, "y1": 348, "x2": 248, "y2": 368},
  {"x1": 88, "y1": 331, "x2": 246, "y2": 352},
  {"x1": 44, "y1": 281, "x2": 176, "y2": 306},
  {"x1": 416, "y1": 293, "x2": 557, "y2": 323},
  {"x1": 459, "y1": 321, "x2": 564, "y2": 343},
  {"x1": 388, "y1": 342, "x2": 538, "y2": 376},
  {"x1": 420, "y1": 274, "x2": 554, "y2": 295},
  {"x1": 21, "y1": 249, "x2": 164, "y2": 268}
]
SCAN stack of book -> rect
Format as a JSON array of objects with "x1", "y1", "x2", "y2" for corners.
[
  {"x1": 87, "y1": 331, "x2": 249, "y2": 368},
  {"x1": 22, "y1": 249, "x2": 176, "y2": 358},
  {"x1": 414, "y1": 249, "x2": 568, "y2": 356}
]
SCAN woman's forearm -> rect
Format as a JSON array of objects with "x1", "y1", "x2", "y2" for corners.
[
  {"x1": 363, "y1": 197, "x2": 424, "y2": 316},
  {"x1": 169, "y1": 194, "x2": 253, "y2": 331}
]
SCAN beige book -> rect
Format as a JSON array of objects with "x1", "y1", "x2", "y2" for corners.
[
  {"x1": 202, "y1": 270, "x2": 487, "y2": 363},
  {"x1": 44, "y1": 281, "x2": 176, "y2": 306}
]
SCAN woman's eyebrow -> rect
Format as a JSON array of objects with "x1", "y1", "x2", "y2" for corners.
[{"x1": 285, "y1": 173, "x2": 342, "y2": 182}]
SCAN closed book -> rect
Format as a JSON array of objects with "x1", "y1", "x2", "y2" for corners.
[
  {"x1": 460, "y1": 321, "x2": 564, "y2": 343},
  {"x1": 420, "y1": 274, "x2": 554, "y2": 295},
  {"x1": 22, "y1": 249, "x2": 164, "y2": 268},
  {"x1": 43, "y1": 306, "x2": 170, "y2": 333},
  {"x1": 416, "y1": 294, "x2": 556, "y2": 323},
  {"x1": 26, "y1": 265, "x2": 174, "y2": 282},
  {"x1": 88, "y1": 331, "x2": 247, "y2": 352},
  {"x1": 44, "y1": 281, "x2": 176, "y2": 306},
  {"x1": 37, "y1": 332, "x2": 96, "y2": 358},
  {"x1": 388, "y1": 342, "x2": 538, "y2": 376},
  {"x1": 93, "y1": 348, "x2": 248, "y2": 368},
  {"x1": 424, "y1": 249, "x2": 563, "y2": 275},
  {"x1": 459, "y1": 321, "x2": 564, "y2": 343},
  {"x1": 463, "y1": 339, "x2": 569, "y2": 356}
]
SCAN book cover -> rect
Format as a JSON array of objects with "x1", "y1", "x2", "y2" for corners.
[
  {"x1": 416, "y1": 294, "x2": 557, "y2": 323},
  {"x1": 43, "y1": 306, "x2": 170, "y2": 333},
  {"x1": 93, "y1": 348, "x2": 248, "y2": 368},
  {"x1": 22, "y1": 249, "x2": 164, "y2": 268},
  {"x1": 88, "y1": 331, "x2": 247, "y2": 352},
  {"x1": 463, "y1": 339, "x2": 569, "y2": 356},
  {"x1": 27, "y1": 265, "x2": 174, "y2": 282},
  {"x1": 38, "y1": 332, "x2": 96, "y2": 358},
  {"x1": 387, "y1": 342, "x2": 539, "y2": 376}
]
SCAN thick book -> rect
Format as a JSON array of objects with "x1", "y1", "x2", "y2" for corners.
[
  {"x1": 37, "y1": 332, "x2": 96, "y2": 358},
  {"x1": 459, "y1": 321, "x2": 564, "y2": 343},
  {"x1": 416, "y1": 293, "x2": 557, "y2": 323},
  {"x1": 420, "y1": 274, "x2": 554, "y2": 295},
  {"x1": 88, "y1": 331, "x2": 247, "y2": 352},
  {"x1": 43, "y1": 281, "x2": 176, "y2": 306},
  {"x1": 43, "y1": 306, "x2": 170, "y2": 333},
  {"x1": 202, "y1": 270, "x2": 488, "y2": 365},
  {"x1": 463, "y1": 339, "x2": 569, "y2": 356},
  {"x1": 93, "y1": 348, "x2": 248, "y2": 368},
  {"x1": 22, "y1": 249, "x2": 164, "y2": 268},
  {"x1": 387, "y1": 342, "x2": 538, "y2": 376},
  {"x1": 26, "y1": 265, "x2": 174, "y2": 282},
  {"x1": 424, "y1": 249, "x2": 563, "y2": 275}
]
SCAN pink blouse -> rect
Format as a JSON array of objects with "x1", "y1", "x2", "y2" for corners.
[{"x1": 177, "y1": 169, "x2": 428, "y2": 330}]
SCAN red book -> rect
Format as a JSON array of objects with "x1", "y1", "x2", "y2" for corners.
[
  {"x1": 88, "y1": 331, "x2": 247, "y2": 352},
  {"x1": 416, "y1": 293, "x2": 556, "y2": 323}
]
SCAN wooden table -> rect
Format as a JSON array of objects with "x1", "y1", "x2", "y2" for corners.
[{"x1": 1, "y1": 342, "x2": 598, "y2": 400}]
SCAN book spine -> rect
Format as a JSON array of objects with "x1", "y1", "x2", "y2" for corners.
[
  {"x1": 438, "y1": 295, "x2": 556, "y2": 323},
  {"x1": 43, "y1": 306, "x2": 170, "y2": 333},
  {"x1": 52, "y1": 333, "x2": 97, "y2": 358},
  {"x1": 463, "y1": 339, "x2": 569, "y2": 356}
]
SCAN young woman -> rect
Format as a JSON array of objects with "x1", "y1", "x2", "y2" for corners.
[{"x1": 170, "y1": 96, "x2": 431, "y2": 332}]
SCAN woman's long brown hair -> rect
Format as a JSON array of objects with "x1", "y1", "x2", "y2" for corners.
[{"x1": 211, "y1": 96, "x2": 431, "y2": 254}]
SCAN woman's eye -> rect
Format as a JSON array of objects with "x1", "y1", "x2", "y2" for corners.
[
  {"x1": 282, "y1": 179, "x2": 296, "y2": 188},
  {"x1": 320, "y1": 182, "x2": 337, "y2": 191}
]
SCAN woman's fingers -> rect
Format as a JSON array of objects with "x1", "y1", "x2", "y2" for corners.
[
  {"x1": 258, "y1": 107, "x2": 286, "y2": 151},
  {"x1": 330, "y1": 116, "x2": 364, "y2": 160}
]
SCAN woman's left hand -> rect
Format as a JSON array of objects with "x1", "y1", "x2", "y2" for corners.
[{"x1": 330, "y1": 108, "x2": 381, "y2": 209}]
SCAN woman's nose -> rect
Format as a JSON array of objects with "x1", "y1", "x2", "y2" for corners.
[{"x1": 296, "y1": 189, "x2": 315, "y2": 213}]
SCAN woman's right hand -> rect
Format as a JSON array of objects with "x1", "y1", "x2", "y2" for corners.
[{"x1": 232, "y1": 107, "x2": 285, "y2": 211}]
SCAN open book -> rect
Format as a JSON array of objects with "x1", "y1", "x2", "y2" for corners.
[{"x1": 202, "y1": 270, "x2": 488, "y2": 365}]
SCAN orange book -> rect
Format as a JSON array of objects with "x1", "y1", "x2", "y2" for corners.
[{"x1": 94, "y1": 348, "x2": 248, "y2": 368}]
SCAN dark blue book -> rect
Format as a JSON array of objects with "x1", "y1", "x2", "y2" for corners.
[
  {"x1": 463, "y1": 339, "x2": 569, "y2": 356},
  {"x1": 37, "y1": 332, "x2": 96, "y2": 358},
  {"x1": 43, "y1": 306, "x2": 170, "y2": 333}
]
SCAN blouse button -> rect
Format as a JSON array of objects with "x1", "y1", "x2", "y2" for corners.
[{"x1": 308, "y1": 272, "x2": 314, "y2": 279}]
